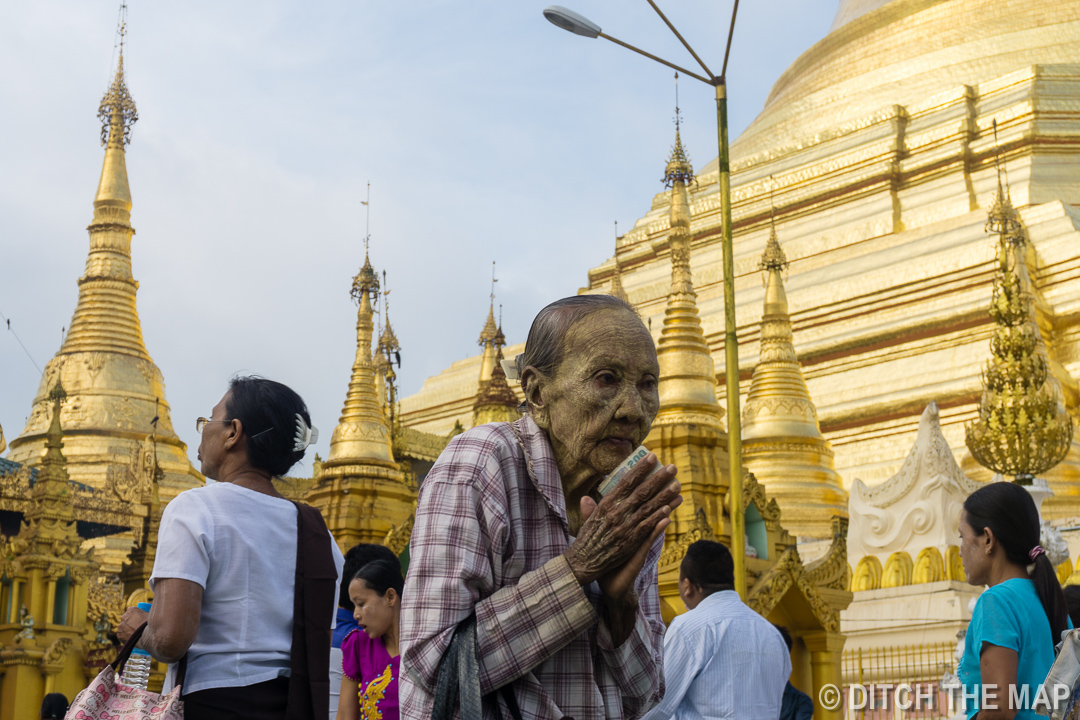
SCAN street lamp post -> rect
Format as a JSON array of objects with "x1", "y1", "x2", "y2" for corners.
[{"x1": 544, "y1": 2, "x2": 747, "y2": 598}]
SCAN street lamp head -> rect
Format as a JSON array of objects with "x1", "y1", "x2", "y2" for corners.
[{"x1": 543, "y1": 6, "x2": 601, "y2": 38}]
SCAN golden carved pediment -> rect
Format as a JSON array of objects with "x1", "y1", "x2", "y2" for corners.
[
  {"x1": 747, "y1": 546, "x2": 841, "y2": 633},
  {"x1": 658, "y1": 507, "x2": 716, "y2": 574},
  {"x1": 383, "y1": 512, "x2": 415, "y2": 556}
]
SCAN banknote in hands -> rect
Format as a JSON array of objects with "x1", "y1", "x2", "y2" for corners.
[{"x1": 597, "y1": 445, "x2": 664, "y2": 497}]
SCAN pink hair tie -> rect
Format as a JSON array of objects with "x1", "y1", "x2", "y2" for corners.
[{"x1": 1029, "y1": 546, "x2": 1046, "y2": 562}]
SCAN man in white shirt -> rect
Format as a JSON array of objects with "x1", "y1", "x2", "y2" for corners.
[{"x1": 642, "y1": 540, "x2": 791, "y2": 720}]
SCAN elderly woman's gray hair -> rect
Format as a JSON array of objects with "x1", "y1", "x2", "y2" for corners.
[{"x1": 514, "y1": 295, "x2": 638, "y2": 379}]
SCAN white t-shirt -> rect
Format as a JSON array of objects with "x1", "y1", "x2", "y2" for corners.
[{"x1": 150, "y1": 482, "x2": 345, "y2": 694}]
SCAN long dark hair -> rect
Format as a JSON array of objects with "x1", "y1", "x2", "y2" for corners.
[{"x1": 964, "y1": 482, "x2": 1067, "y2": 646}]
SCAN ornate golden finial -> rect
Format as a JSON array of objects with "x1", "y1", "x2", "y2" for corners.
[
  {"x1": 48, "y1": 379, "x2": 68, "y2": 404},
  {"x1": 965, "y1": 139, "x2": 1072, "y2": 484},
  {"x1": 662, "y1": 74, "x2": 694, "y2": 187},
  {"x1": 98, "y1": 3, "x2": 137, "y2": 147},
  {"x1": 44, "y1": 379, "x2": 68, "y2": 458},
  {"x1": 378, "y1": 270, "x2": 401, "y2": 366},
  {"x1": 352, "y1": 251, "x2": 380, "y2": 303},
  {"x1": 760, "y1": 179, "x2": 789, "y2": 274},
  {"x1": 352, "y1": 183, "x2": 379, "y2": 302}
]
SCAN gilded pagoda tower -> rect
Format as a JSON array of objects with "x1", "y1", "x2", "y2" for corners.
[
  {"x1": 742, "y1": 226, "x2": 847, "y2": 539},
  {"x1": 646, "y1": 123, "x2": 728, "y2": 532},
  {"x1": 472, "y1": 321, "x2": 519, "y2": 426},
  {"x1": 307, "y1": 252, "x2": 413, "y2": 550},
  {"x1": 638, "y1": 124, "x2": 851, "y2": 716},
  {"x1": 0, "y1": 384, "x2": 100, "y2": 718},
  {"x1": 5, "y1": 42, "x2": 201, "y2": 571}
]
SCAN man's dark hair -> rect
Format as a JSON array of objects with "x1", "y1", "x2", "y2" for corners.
[
  {"x1": 353, "y1": 558, "x2": 406, "y2": 599},
  {"x1": 680, "y1": 540, "x2": 735, "y2": 593},
  {"x1": 340, "y1": 543, "x2": 399, "y2": 610},
  {"x1": 225, "y1": 376, "x2": 312, "y2": 477},
  {"x1": 774, "y1": 624, "x2": 794, "y2": 652}
]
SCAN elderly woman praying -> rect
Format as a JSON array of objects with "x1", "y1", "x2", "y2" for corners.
[{"x1": 400, "y1": 295, "x2": 682, "y2": 720}]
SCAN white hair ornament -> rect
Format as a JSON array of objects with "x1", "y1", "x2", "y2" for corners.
[{"x1": 293, "y1": 413, "x2": 319, "y2": 452}]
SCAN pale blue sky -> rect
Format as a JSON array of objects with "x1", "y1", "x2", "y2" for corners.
[{"x1": 1, "y1": 0, "x2": 836, "y2": 474}]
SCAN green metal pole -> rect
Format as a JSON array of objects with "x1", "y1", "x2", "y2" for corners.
[{"x1": 716, "y1": 79, "x2": 745, "y2": 598}]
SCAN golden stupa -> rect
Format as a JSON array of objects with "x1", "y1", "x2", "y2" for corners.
[
  {"x1": 304, "y1": 251, "x2": 414, "y2": 550},
  {"x1": 644, "y1": 123, "x2": 852, "y2": 713},
  {"x1": 575, "y1": 0, "x2": 1080, "y2": 520},
  {"x1": 741, "y1": 222, "x2": 847, "y2": 539},
  {"x1": 472, "y1": 323, "x2": 520, "y2": 427},
  {"x1": 5, "y1": 43, "x2": 202, "y2": 572}
]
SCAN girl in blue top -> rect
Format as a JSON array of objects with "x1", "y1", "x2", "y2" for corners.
[{"x1": 959, "y1": 482, "x2": 1069, "y2": 719}]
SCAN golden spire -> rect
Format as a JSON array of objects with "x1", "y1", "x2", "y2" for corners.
[
  {"x1": 22, "y1": 382, "x2": 76, "y2": 536},
  {"x1": 965, "y1": 147, "x2": 1072, "y2": 484},
  {"x1": 64, "y1": 24, "x2": 142, "y2": 358},
  {"x1": 310, "y1": 238, "x2": 411, "y2": 550},
  {"x1": 375, "y1": 272, "x2": 401, "y2": 425},
  {"x1": 477, "y1": 262, "x2": 500, "y2": 391},
  {"x1": 478, "y1": 303, "x2": 498, "y2": 345},
  {"x1": 741, "y1": 208, "x2": 847, "y2": 538},
  {"x1": 608, "y1": 221, "x2": 630, "y2": 304},
  {"x1": 6, "y1": 13, "x2": 200, "y2": 555},
  {"x1": 473, "y1": 324, "x2": 520, "y2": 426},
  {"x1": 653, "y1": 115, "x2": 723, "y2": 428},
  {"x1": 328, "y1": 251, "x2": 394, "y2": 463}
]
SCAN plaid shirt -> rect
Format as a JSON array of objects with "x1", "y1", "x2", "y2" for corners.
[{"x1": 400, "y1": 416, "x2": 665, "y2": 720}]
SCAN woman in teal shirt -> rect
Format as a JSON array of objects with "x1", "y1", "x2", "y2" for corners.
[{"x1": 959, "y1": 482, "x2": 1069, "y2": 719}]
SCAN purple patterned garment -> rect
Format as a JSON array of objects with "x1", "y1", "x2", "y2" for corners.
[
  {"x1": 343, "y1": 629, "x2": 399, "y2": 720},
  {"x1": 399, "y1": 416, "x2": 665, "y2": 720}
]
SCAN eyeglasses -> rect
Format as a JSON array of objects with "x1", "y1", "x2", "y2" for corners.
[{"x1": 196, "y1": 417, "x2": 229, "y2": 433}]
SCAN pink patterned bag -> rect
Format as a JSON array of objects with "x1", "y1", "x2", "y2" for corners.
[{"x1": 66, "y1": 623, "x2": 185, "y2": 719}]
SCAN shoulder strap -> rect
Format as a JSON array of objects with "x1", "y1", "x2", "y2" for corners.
[{"x1": 286, "y1": 502, "x2": 338, "y2": 720}]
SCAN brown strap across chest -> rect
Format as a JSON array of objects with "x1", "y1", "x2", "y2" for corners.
[{"x1": 286, "y1": 501, "x2": 338, "y2": 720}]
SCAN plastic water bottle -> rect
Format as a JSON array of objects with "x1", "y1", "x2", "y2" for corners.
[{"x1": 120, "y1": 602, "x2": 153, "y2": 690}]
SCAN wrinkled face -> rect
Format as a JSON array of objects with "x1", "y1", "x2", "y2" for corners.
[
  {"x1": 350, "y1": 578, "x2": 397, "y2": 641},
  {"x1": 959, "y1": 510, "x2": 991, "y2": 586},
  {"x1": 532, "y1": 309, "x2": 660, "y2": 491},
  {"x1": 197, "y1": 392, "x2": 232, "y2": 481}
]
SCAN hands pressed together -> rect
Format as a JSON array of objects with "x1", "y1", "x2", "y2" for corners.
[{"x1": 565, "y1": 454, "x2": 682, "y2": 603}]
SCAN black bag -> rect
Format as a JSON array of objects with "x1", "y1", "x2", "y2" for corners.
[{"x1": 431, "y1": 615, "x2": 523, "y2": 720}]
